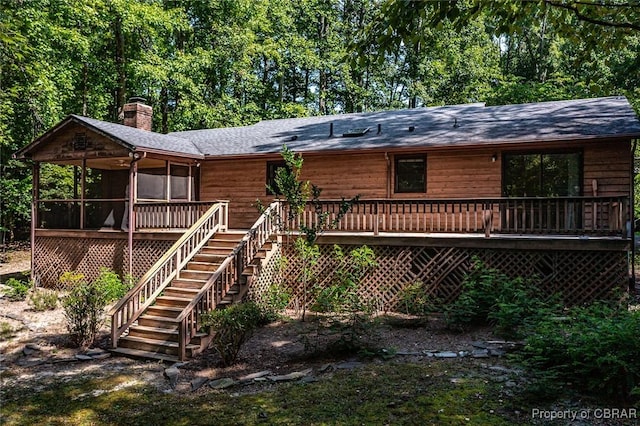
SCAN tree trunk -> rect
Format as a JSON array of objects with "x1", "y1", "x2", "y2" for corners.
[{"x1": 114, "y1": 14, "x2": 126, "y2": 121}]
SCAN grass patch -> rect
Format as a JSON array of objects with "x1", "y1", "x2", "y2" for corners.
[{"x1": 1, "y1": 362, "x2": 517, "y2": 425}]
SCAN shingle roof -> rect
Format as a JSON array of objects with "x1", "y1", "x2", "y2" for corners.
[
  {"x1": 169, "y1": 97, "x2": 640, "y2": 157},
  {"x1": 16, "y1": 96, "x2": 640, "y2": 160},
  {"x1": 72, "y1": 115, "x2": 203, "y2": 156}
]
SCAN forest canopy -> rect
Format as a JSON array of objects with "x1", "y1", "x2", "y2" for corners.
[{"x1": 1, "y1": 0, "x2": 638, "y2": 240}]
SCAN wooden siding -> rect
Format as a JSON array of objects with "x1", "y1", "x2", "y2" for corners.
[
  {"x1": 425, "y1": 150, "x2": 501, "y2": 198},
  {"x1": 583, "y1": 139, "x2": 631, "y2": 197},
  {"x1": 200, "y1": 140, "x2": 632, "y2": 229},
  {"x1": 31, "y1": 122, "x2": 130, "y2": 162}
]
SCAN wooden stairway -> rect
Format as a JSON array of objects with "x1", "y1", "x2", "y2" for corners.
[{"x1": 112, "y1": 230, "x2": 253, "y2": 361}]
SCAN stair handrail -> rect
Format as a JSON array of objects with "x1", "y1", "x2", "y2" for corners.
[
  {"x1": 109, "y1": 201, "x2": 229, "y2": 349},
  {"x1": 174, "y1": 200, "x2": 281, "y2": 360}
]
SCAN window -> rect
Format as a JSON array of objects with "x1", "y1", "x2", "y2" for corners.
[
  {"x1": 503, "y1": 151, "x2": 582, "y2": 197},
  {"x1": 395, "y1": 155, "x2": 426, "y2": 193},
  {"x1": 266, "y1": 161, "x2": 288, "y2": 195}
]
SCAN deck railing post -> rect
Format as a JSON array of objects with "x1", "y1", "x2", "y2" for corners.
[
  {"x1": 374, "y1": 201, "x2": 379, "y2": 236},
  {"x1": 222, "y1": 201, "x2": 229, "y2": 231},
  {"x1": 484, "y1": 202, "x2": 492, "y2": 237}
]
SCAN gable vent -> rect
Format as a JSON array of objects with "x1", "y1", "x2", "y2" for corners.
[{"x1": 73, "y1": 133, "x2": 88, "y2": 150}]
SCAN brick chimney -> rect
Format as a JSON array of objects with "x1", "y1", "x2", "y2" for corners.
[{"x1": 123, "y1": 97, "x2": 152, "y2": 131}]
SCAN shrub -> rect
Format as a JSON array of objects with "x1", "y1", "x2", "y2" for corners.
[
  {"x1": 28, "y1": 289, "x2": 58, "y2": 311},
  {"x1": 63, "y1": 281, "x2": 107, "y2": 349},
  {"x1": 307, "y1": 245, "x2": 378, "y2": 354},
  {"x1": 58, "y1": 271, "x2": 85, "y2": 289},
  {"x1": 94, "y1": 268, "x2": 132, "y2": 303},
  {"x1": 519, "y1": 303, "x2": 640, "y2": 402},
  {"x1": 3, "y1": 277, "x2": 30, "y2": 301},
  {"x1": 261, "y1": 283, "x2": 291, "y2": 321},
  {"x1": 0, "y1": 321, "x2": 15, "y2": 339},
  {"x1": 398, "y1": 280, "x2": 438, "y2": 316},
  {"x1": 200, "y1": 302, "x2": 268, "y2": 366},
  {"x1": 445, "y1": 257, "x2": 559, "y2": 338},
  {"x1": 256, "y1": 255, "x2": 290, "y2": 321}
]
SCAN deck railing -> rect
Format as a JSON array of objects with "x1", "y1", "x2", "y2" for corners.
[
  {"x1": 134, "y1": 201, "x2": 216, "y2": 230},
  {"x1": 109, "y1": 201, "x2": 228, "y2": 349},
  {"x1": 174, "y1": 200, "x2": 281, "y2": 360},
  {"x1": 286, "y1": 196, "x2": 630, "y2": 237},
  {"x1": 36, "y1": 199, "x2": 218, "y2": 231}
]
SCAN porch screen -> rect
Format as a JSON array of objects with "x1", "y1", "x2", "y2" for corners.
[
  {"x1": 503, "y1": 152, "x2": 582, "y2": 197},
  {"x1": 137, "y1": 168, "x2": 167, "y2": 200},
  {"x1": 170, "y1": 165, "x2": 190, "y2": 200}
]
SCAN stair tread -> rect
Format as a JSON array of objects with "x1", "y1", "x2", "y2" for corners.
[
  {"x1": 129, "y1": 324, "x2": 207, "y2": 337},
  {"x1": 147, "y1": 305, "x2": 184, "y2": 313},
  {"x1": 120, "y1": 334, "x2": 200, "y2": 349},
  {"x1": 173, "y1": 278, "x2": 208, "y2": 284},
  {"x1": 139, "y1": 314, "x2": 180, "y2": 322},
  {"x1": 188, "y1": 261, "x2": 222, "y2": 266},
  {"x1": 157, "y1": 294, "x2": 193, "y2": 301},
  {"x1": 111, "y1": 347, "x2": 179, "y2": 362},
  {"x1": 166, "y1": 287, "x2": 201, "y2": 293}
]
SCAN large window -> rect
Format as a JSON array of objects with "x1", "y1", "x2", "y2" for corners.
[
  {"x1": 266, "y1": 161, "x2": 287, "y2": 195},
  {"x1": 503, "y1": 151, "x2": 582, "y2": 197},
  {"x1": 395, "y1": 155, "x2": 426, "y2": 193}
]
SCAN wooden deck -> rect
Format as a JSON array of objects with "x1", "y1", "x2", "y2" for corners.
[{"x1": 311, "y1": 231, "x2": 630, "y2": 251}]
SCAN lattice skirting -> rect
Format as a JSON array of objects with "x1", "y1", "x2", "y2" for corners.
[
  {"x1": 34, "y1": 237, "x2": 175, "y2": 289},
  {"x1": 250, "y1": 244, "x2": 629, "y2": 312},
  {"x1": 247, "y1": 244, "x2": 285, "y2": 305}
]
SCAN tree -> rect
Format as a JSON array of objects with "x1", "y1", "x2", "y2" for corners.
[{"x1": 265, "y1": 145, "x2": 358, "y2": 320}]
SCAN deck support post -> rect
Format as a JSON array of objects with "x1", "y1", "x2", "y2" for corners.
[
  {"x1": 127, "y1": 159, "x2": 137, "y2": 276},
  {"x1": 80, "y1": 158, "x2": 86, "y2": 230},
  {"x1": 30, "y1": 162, "x2": 39, "y2": 284}
]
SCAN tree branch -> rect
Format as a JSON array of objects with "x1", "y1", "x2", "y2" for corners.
[{"x1": 545, "y1": 0, "x2": 640, "y2": 31}]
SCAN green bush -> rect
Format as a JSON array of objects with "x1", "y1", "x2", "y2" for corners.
[
  {"x1": 1, "y1": 321, "x2": 15, "y2": 339},
  {"x1": 200, "y1": 302, "x2": 268, "y2": 366},
  {"x1": 28, "y1": 289, "x2": 58, "y2": 311},
  {"x1": 58, "y1": 271, "x2": 85, "y2": 289},
  {"x1": 519, "y1": 303, "x2": 640, "y2": 402},
  {"x1": 307, "y1": 245, "x2": 378, "y2": 354},
  {"x1": 94, "y1": 268, "x2": 132, "y2": 303},
  {"x1": 261, "y1": 283, "x2": 291, "y2": 321},
  {"x1": 398, "y1": 280, "x2": 438, "y2": 316},
  {"x1": 63, "y1": 281, "x2": 107, "y2": 349},
  {"x1": 3, "y1": 277, "x2": 30, "y2": 301},
  {"x1": 445, "y1": 257, "x2": 559, "y2": 338}
]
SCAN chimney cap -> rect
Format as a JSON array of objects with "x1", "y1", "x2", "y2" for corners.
[{"x1": 127, "y1": 96, "x2": 147, "y2": 104}]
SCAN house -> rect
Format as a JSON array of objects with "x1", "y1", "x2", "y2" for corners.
[{"x1": 15, "y1": 96, "x2": 640, "y2": 360}]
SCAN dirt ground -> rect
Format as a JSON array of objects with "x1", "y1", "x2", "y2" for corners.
[{"x1": 0, "y1": 245, "x2": 498, "y2": 397}]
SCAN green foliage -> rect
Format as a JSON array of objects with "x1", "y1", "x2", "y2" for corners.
[
  {"x1": 58, "y1": 271, "x2": 85, "y2": 289},
  {"x1": 200, "y1": 302, "x2": 269, "y2": 366},
  {"x1": 519, "y1": 303, "x2": 640, "y2": 402},
  {"x1": 2, "y1": 277, "x2": 30, "y2": 301},
  {"x1": 0, "y1": 321, "x2": 15, "y2": 339},
  {"x1": 28, "y1": 289, "x2": 58, "y2": 311},
  {"x1": 307, "y1": 245, "x2": 378, "y2": 354},
  {"x1": 63, "y1": 280, "x2": 107, "y2": 349},
  {"x1": 445, "y1": 257, "x2": 558, "y2": 338},
  {"x1": 262, "y1": 283, "x2": 291, "y2": 321},
  {"x1": 93, "y1": 268, "x2": 132, "y2": 303},
  {"x1": 268, "y1": 145, "x2": 360, "y2": 321},
  {"x1": 398, "y1": 280, "x2": 437, "y2": 316}
]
